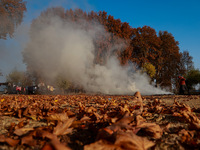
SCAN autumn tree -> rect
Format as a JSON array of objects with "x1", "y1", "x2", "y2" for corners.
[
  {"x1": 0, "y1": 0, "x2": 26, "y2": 39},
  {"x1": 157, "y1": 31, "x2": 181, "y2": 90},
  {"x1": 130, "y1": 26, "x2": 162, "y2": 67},
  {"x1": 6, "y1": 69, "x2": 32, "y2": 87},
  {"x1": 180, "y1": 50, "x2": 194, "y2": 74},
  {"x1": 24, "y1": 7, "x2": 191, "y2": 91}
]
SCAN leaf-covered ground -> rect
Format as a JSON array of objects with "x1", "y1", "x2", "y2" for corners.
[{"x1": 0, "y1": 92, "x2": 200, "y2": 150}]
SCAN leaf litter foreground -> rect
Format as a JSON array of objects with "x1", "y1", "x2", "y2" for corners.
[{"x1": 0, "y1": 92, "x2": 200, "y2": 150}]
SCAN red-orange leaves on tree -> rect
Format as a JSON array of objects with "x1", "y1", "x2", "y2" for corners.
[{"x1": 0, "y1": 0, "x2": 26, "y2": 39}]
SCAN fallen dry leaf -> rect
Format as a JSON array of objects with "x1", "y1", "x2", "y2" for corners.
[
  {"x1": 115, "y1": 132, "x2": 155, "y2": 150},
  {"x1": 0, "y1": 92, "x2": 200, "y2": 150},
  {"x1": 0, "y1": 135, "x2": 20, "y2": 146},
  {"x1": 180, "y1": 111, "x2": 200, "y2": 130},
  {"x1": 46, "y1": 112, "x2": 69, "y2": 122},
  {"x1": 21, "y1": 134, "x2": 37, "y2": 146},
  {"x1": 84, "y1": 139, "x2": 121, "y2": 150},
  {"x1": 53, "y1": 117, "x2": 75, "y2": 135},
  {"x1": 137, "y1": 122, "x2": 163, "y2": 139},
  {"x1": 14, "y1": 127, "x2": 34, "y2": 136}
]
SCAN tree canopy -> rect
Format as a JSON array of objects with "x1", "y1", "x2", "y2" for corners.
[
  {"x1": 0, "y1": 0, "x2": 27, "y2": 39},
  {"x1": 23, "y1": 7, "x2": 195, "y2": 92},
  {"x1": 6, "y1": 69, "x2": 32, "y2": 87},
  {"x1": 186, "y1": 69, "x2": 200, "y2": 90}
]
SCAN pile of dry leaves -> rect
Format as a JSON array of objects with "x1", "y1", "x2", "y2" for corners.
[{"x1": 0, "y1": 92, "x2": 200, "y2": 150}]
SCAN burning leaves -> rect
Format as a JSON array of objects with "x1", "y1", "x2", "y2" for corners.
[{"x1": 0, "y1": 93, "x2": 200, "y2": 149}]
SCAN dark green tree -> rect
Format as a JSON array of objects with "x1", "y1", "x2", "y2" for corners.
[{"x1": 186, "y1": 69, "x2": 200, "y2": 91}]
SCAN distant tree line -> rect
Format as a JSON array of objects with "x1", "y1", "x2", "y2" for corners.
[{"x1": 23, "y1": 7, "x2": 196, "y2": 92}]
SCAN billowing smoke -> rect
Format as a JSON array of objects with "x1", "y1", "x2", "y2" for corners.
[{"x1": 23, "y1": 15, "x2": 170, "y2": 95}]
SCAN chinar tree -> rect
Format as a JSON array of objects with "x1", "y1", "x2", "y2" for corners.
[{"x1": 0, "y1": 0, "x2": 27, "y2": 39}]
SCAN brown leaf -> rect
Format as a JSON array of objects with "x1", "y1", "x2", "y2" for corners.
[
  {"x1": 80, "y1": 115, "x2": 91, "y2": 121},
  {"x1": 14, "y1": 127, "x2": 34, "y2": 136},
  {"x1": 0, "y1": 135, "x2": 5, "y2": 142},
  {"x1": 136, "y1": 115, "x2": 146, "y2": 126},
  {"x1": 41, "y1": 144, "x2": 54, "y2": 150},
  {"x1": 66, "y1": 110, "x2": 76, "y2": 117},
  {"x1": 78, "y1": 102, "x2": 85, "y2": 111},
  {"x1": 46, "y1": 113, "x2": 69, "y2": 122},
  {"x1": 86, "y1": 106, "x2": 97, "y2": 113},
  {"x1": 18, "y1": 109, "x2": 22, "y2": 118},
  {"x1": 180, "y1": 111, "x2": 200, "y2": 130},
  {"x1": 21, "y1": 134, "x2": 37, "y2": 146},
  {"x1": 53, "y1": 117, "x2": 75, "y2": 135},
  {"x1": 84, "y1": 139, "x2": 121, "y2": 150},
  {"x1": 40, "y1": 130, "x2": 57, "y2": 140},
  {"x1": 115, "y1": 132, "x2": 155, "y2": 150},
  {"x1": 41, "y1": 133, "x2": 72, "y2": 150},
  {"x1": 17, "y1": 120, "x2": 27, "y2": 128},
  {"x1": 134, "y1": 91, "x2": 143, "y2": 103},
  {"x1": 137, "y1": 122, "x2": 163, "y2": 139},
  {"x1": 22, "y1": 107, "x2": 29, "y2": 116},
  {"x1": 116, "y1": 115, "x2": 134, "y2": 124},
  {"x1": 0, "y1": 135, "x2": 20, "y2": 146},
  {"x1": 96, "y1": 128, "x2": 114, "y2": 141},
  {"x1": 6, "y1": 138, "x2": 20, "y2": 147},
  {"x1": 178, "y1": 129, "x2": 191, "y2": 143},
  {"x1": 50, "y1": 137, "x2": 72, "y2": 150},
  {"x1": 132, "y1": 91, "x2": 143, "y2": 115}
]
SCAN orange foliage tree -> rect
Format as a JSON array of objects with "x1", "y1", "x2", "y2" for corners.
[
  {"x1": 0, "y1": 0, "x2": 26, "y2": 39},
  {"x1": 157, "y1": 31, "x2": 182, "y2": 89},
  {"x1": 25, "y1": 7, "x2": 190, "y2": 91}
]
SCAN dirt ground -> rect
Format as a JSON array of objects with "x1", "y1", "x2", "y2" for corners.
[{"x1": 144, "y1": 94, "x2": 200, "y2": 108}]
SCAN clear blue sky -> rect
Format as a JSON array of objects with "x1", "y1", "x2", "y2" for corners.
[{"x1": 0, "y1": 0, "x2": 200, "y2": 82}]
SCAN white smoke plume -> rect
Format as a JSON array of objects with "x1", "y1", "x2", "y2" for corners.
[{"x1": 23, "y1": 15, "x2": 170, "y2": 95}]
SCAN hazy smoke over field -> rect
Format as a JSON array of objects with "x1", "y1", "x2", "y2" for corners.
[{"x1": 23, "y1": 16, "x2": 169, "y2": 95}]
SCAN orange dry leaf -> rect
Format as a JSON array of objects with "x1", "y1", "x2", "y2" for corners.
[
  {"x1": 41, "y1": 144, "x2": 54, "y2": 150},
  {"x1": 41, "y1": 136, "x2": 72, "y2": 150},
  {"x1": 46, "y1": 112, "x2": 69, "y2": 122},
  {"x1": 0, "y1": 135, "x2": 20, "y2": 146},
  {"x1": 84, "y1": 139, "x2": 121, "y2": 150},
  {"x1": 14, "y1": 127, "x2": 34, "y2": 136},
  {"x1": 180, "y1": 111, "x2": 200, "y2": 130},
  {"x1": 53, "y1": 117, "x2": 75, "y2": 135},
  {"x1": 96, "y1": 128, "x2": 114, "y2": 141},
  {"x1": 115, "y1": 132, "x2": 155, "y2": 150},
  {"x1": 86, "y1": 106, "x2": 97, "y2": 113},
  {"x1": 50, "y1": 137, "x2": 72, "y2": 150},
  {"x1": 137, "y1": 122, "x2": 163, "y2": 139},
  {"x1": 136, "y1": 115, "x2": 146, "y2": 126},
  {"x1": 66, "y1": 110, "x2": 76, "y2": 117},
  {"x1": 21, "y1": 134, "x2": 37, "y2": 146},
  {"x1": 80, "y1": 115, "x2": 91, "y2": 122}
]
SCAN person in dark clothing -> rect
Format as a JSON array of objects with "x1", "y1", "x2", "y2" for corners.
[
  {"x1": 178, "y1": 76, "x2": 187, "y2": 95},
  {"x1": 27, "y1": 85, "x2": 38, "y2": 94}
]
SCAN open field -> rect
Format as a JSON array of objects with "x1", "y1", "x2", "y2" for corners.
[{"x1": 0, "y1": 93, "x2": 200, "y2": 150}]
